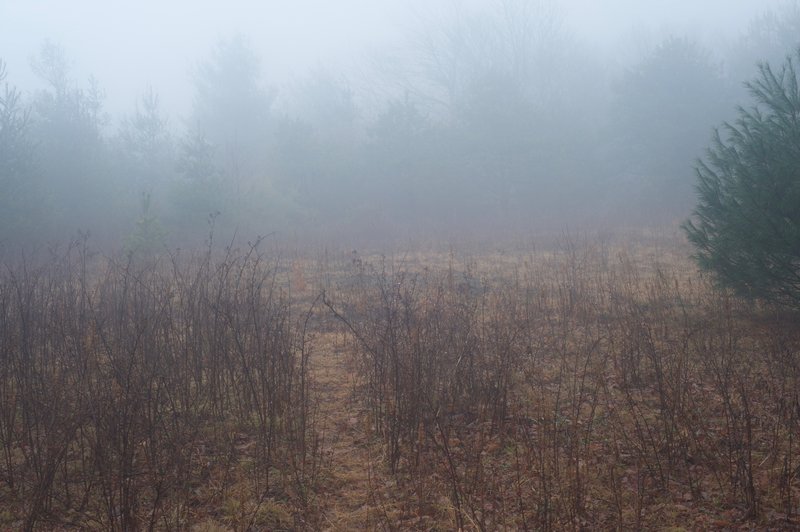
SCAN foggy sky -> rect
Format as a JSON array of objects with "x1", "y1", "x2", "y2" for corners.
[{"x1": 0, "y1": 0, "x2": 787, "y2": 121}]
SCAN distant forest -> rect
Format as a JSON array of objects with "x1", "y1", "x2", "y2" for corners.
[{"x1": 1, "y1": 2, "x2": 799, "y2": 250}]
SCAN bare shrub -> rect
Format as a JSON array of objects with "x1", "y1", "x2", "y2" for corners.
[
  {"x1": 327, "y1": 242, "x2": 800, "y2": 529},
  {"x1": 0, "y1": 239, "x2": 319, "y2": 530}
]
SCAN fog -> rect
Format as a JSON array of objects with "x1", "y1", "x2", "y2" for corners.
[{"x1": 1, "y1": 0, "x2": 798, "y2": 250}]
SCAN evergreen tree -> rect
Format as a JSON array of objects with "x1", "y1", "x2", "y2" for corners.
[
  {"x1": 125, "y1": 192, "x2": 166, "y2": 257},
  {"x1": 684, "y1": 49, "x2": 800, "y2": 308}
]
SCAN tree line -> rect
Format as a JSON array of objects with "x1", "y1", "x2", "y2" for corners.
[{"x1": 1, "y1": 2, "x2": 799, "y2": 251}]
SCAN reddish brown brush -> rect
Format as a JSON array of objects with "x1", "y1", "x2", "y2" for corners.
[
  {"x1": 324, "y1": 241, "x2": 800, "y2": 530},
  {"x1": 0, "y1": 240, "x2": 320, "y2": 530}
]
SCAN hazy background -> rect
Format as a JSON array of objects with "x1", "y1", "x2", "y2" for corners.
[
  {"x1": 0, "y1": 0, "x2": 787, "y2": 116},
  {"x1": 1, "y1": 0, "x2": 798, "y2": 250}
]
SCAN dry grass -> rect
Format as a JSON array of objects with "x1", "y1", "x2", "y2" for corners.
[
  {"x1": 0, "y1": 239, "x2": 320, "y2": 530},
  {"x1": 321, "y1": 237, "x2": 800, "y2": 530},
  {"x1": 1, "y1": 234, "x2": 799, "y2": 530}
]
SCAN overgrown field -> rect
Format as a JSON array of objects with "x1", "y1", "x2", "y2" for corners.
[
  {"x1": 0, "y1": 241, "x2": 320, "y2": 530},
  {"x1": 1, "y1": 235, "x2": 799, "y2": 530}
]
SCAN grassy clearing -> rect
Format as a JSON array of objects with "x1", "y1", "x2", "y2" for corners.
[
  {"x1": 321, "y1": 237, "x2": 800, "y2": 530},
  {"x1": 1, "y1": 234, "x2": 798, "y2": 530}
]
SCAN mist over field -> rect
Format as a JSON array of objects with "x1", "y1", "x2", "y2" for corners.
[
  {"x1": 1, "y1": 0, "x2": 799, "y2": 250},
  {"x1": 5, "y1": 3, "x2": 800, "y2": 529}
]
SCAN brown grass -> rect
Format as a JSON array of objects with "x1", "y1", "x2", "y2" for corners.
[
  {"x1": 1, "y1": 234, "x2": 799, "y2": 530},
  {"x1": 321, "y1": 238, "x2": 800, "y2": 530},
  {"x1": 0, "y1": 239, "x2": 320, "y2": 530}
]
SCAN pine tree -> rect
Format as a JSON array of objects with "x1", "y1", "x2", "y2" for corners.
[{"x1": 683, "y1": 49, "x2": 800, "y2": 308}]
